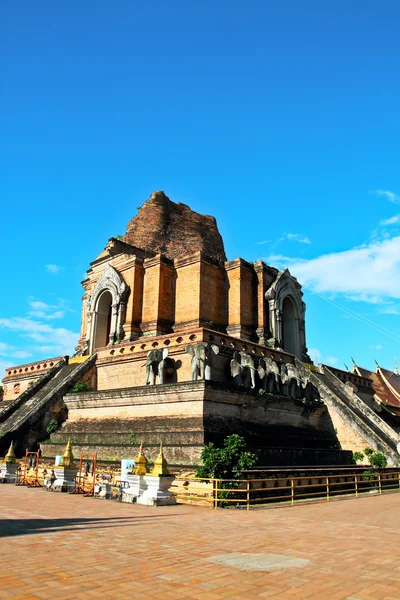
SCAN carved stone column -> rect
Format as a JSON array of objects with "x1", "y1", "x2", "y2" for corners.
[{"x1": 108, "y1": 303, "x2": 119, "y2": 345}]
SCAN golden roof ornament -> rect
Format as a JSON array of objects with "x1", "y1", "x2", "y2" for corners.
[
  {"x1": 60, "y1": 439, "x2": 75, "y2": 468},
  {"x1": 4, "y1": 441, "x2": 17, "y2": 464},
  {"x1": 133, "y1": 443, "x2": 148, "y2": 475},
  {"x1": 150, "y1": 441, "x2": 170, "y2": 476}
]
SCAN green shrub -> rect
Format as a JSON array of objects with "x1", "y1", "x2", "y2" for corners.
[
  {"x1": 71, "y1": 381, "x2": 91, "y2": 394},
  {"x1": 196, "y1": 434, "x2": 256, "y2": 480},
  {"x1": 46, "y1": 418, "x2": 59, "y2": 434},
  {"x1": 364, "y1": 447, "x2": 387, "y2": 469},
  {"x1": 196, "y1": 435, "x2": 256, "y2": 508},
  {"x1": 352, "y1": 451, "x2": 364, "y2": 464}
]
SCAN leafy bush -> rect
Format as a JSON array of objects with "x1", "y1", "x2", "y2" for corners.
[
  {"x1": 46, "y1": 418, "x2": 59, "y2": 434},
  {"x1": 71, "y1": 381, "x2": 91, "y2": 394},
  {"x1": 196, "y1": 434, "x2": 256, "y2": 508},
  {"x1": 352, "y1": 451, "x2": 364, "y2": 464},
  {"x1": 364, "y1": 447, "x2": 387, "y2": 469},
  {"x1": 196, "y1": 434, "x2": 256, "y2": 480}
]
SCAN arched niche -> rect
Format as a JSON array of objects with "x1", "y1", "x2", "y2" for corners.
[
  {"x1": 265, "y1": 269, "x2": 308, "y2": 361},
  {"x1": 281, "y1": 295, "x2": 298, "y2": 355},
  {"x1": 85, "y1": 264, "x2": 130, "y2": 353},
  {"x1": 93, "y1": 290, "x2": 113, "y2": 350}
]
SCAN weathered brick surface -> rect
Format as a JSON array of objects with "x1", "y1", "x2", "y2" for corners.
[
  {"x1": 326, "y1": 404, "x2": 370, "y2": 454},
  {"x1": 124, "y1": 190, "x2": 227, "y2": 265},
  {"x1": 2, "y1": 485, "x2": 400, "y2": 599}
]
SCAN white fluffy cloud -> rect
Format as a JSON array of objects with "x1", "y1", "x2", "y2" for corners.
[
  {"x1": 46, "y1": 264, "x2": 61, "y2": 274},
  {"x1": 374, "y1": 189, "x2": 400, "y2": 205},
  {"x1": 0, "y1": 317, "x2": 78, "y2": 355},
  {"x1": 284, "y1": 233, "x2": 311, "y2": 244},
  {"x1": 0, "y1": 298, "x2": 79, "y2": 369},
  {"x1": 380, "y1": 214, "x2": 400, "y2": 226},
  {"x1": 28, "y1": 298, "x2": 70, "y2": 320},
  {"x1": 308, "y1": 347, "x2": 339, "y2": 366},
  {"x1": 269, "y1": 236, "x2": 400, "y2": 301}
]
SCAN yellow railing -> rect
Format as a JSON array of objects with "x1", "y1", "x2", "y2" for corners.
[{"x1": 172, "y1": 470, "x2": 400, "y2": 510}]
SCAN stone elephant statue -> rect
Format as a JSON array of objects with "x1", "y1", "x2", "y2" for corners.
[
  {"x1": 258, "y1": 357, "x2": 281, "y2": 393},
  {"x1": 230, "y1": 351, "x2": 256, "y2": 389},
  {"x1": 186, "y1": 342, "x2": 219, "y2": 381},
  {"x1": 300, "y1": 372, "x2": 321, "y2": 403},
  {"x1": 145, "y1": 348, "x2": 168, "y2": 385},
  {"x1": 281, "y1": 362, "x2": 302, "y2": 397}
]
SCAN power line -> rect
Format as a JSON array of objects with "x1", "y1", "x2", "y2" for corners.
[{"x1": 308, "y1": 288, "x2": 400, "y2": 344}]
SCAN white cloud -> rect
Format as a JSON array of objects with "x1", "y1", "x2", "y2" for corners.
[
  {"x1": 256, "y1": 240, "x2": 271, "y2": 245},
  {"x1": 0, "y1": 342, "x2": 32, "y2": 360},
  {"x1": 284, "y1": 233, "x2": 311, "y2": 245},
  {"x1": 308, "y1": 347, "x2": 339, "y2": 367},
  {"x1": 345, "y1": 294, "x2": 381, "y2": 304},
  {"x1": 266, "y1": 254, "x2": 302, "y2": 265},
  {"x1": 379, "y1": 306, "x2": 400, "y2": 315},
  {"x1": 374, "y1": 189, "x2": 400, "y2": 205},
  {"x1": 269, "y1": 236, "x2": 400, "y2": 301},
  {"x1": 325, "y1": 356, "x2": 339, "y2": 365},
  {"x1": 46, "y1": 264, "x2": 61, "y2": 274},
  {"x1": 11, "y1": 350, "x2": 32, "y2": 359},
  {"x1": 308, "y1": 347, "x2": 322, "y2": 363},
  {"x1": 27, "y1": 298, "x2": 73, "y2": 321},
  {"x1": 0, "y1": 359, "x2": 11, "y2": 376},
  {"x1": 380, "y1": 214, "x2": 400, "y2": 226},
  {"x1": 0, "y1": 317, "x2": 79, "y2": 358}
]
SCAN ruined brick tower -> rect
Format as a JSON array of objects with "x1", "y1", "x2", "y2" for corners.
[{"x1": 11, "y1": 191, "x2": 394, "y2": 468}]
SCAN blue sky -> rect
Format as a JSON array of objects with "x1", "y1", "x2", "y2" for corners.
[{"x1": 1, "y1": 0, "x2": 400, "y2": 375}]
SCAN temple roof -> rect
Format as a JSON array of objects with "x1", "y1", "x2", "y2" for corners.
[
  {"x1": 123, "y1": 191, "x2": 227, "y2": 265},
  {"x1": 353, "y1": 361, "x2": 400, "y2": 414}
]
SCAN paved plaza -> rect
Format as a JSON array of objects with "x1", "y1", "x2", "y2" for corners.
[{"x1": 1, "y1": 486, "x2": 400, "y2": 599}]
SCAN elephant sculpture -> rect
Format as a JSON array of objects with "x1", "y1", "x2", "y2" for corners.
[
  {"x1": 230, "y1": 351, "x2": 256, "y2": 389},
  {"x1": 145, "y1": 348, "x2": 168, "y2": 385},
  {"x1": 258, "y1": 357, "x2": 281, "y2": 393},
  {"x1": 281, "y1": 362, "x2": 302, "y2": 397},
  {"x1": 186, "y1": 342, "x2": 219, "y2": 381},
  {"x1": 299, "y1": 372, "x2": 319, "y2": 403}
]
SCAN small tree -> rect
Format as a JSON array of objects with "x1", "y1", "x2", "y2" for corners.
[
  {"x1": 71, "y1": 381, "x2": 91, "y2": 394},
  {"x1": 364, "y1": 447, "x2": 388, "y2": 469},
  {"x1": 196, "y1": 435, "x2": 256, "y2": 508},
  {"x1": 352, "y1": 451, "x2": 364, "y2": 464},
  {"x1": 196, "y1": 434, "x2": 256, "y2": 480}
]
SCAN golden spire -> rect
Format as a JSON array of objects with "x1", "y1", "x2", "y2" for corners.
[
  {"x1": 133, "y1": 442, "x2": 148, "y2": 475},
  {"x1": 4, "y1": 441, "x2": 17, "y2": 464},
  {"x1": 60, "y1": 439, "x2": 75, "y2": 468},
  {"x1": 150, "y1": 441, "x2": 170, "y2": 476}
]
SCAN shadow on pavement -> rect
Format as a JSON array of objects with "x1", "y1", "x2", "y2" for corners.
[{"x1": 0, "y1": 515, "x2": 181, "y2": 538}]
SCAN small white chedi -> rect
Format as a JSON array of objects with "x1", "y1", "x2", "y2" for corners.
[{"x1": 122, "y1": 443, "x2": 176, "y2": 506}]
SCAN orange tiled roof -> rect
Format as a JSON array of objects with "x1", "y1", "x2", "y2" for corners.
[
  {"x1": 379, "y1": 367, "x2": 400, "y2": 400},
  {"x1": 354, "y1": 362, "x2": 400, "y2": 412}
]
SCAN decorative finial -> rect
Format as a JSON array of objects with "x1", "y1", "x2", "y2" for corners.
[
  {"x1": 4, "y1": 441, "x2": 17, "y2": 464},
  {"x1": 60, "y1": 439, "x2": 75, "y2": 468},
  {"x1": 133, "y1": 443, "x2": 148, "y2": 475},
  {"x1": 351, "y1": 357, "x2": 356, "y2": 366},
  {"x1": 344, "y1": 363, "x2": 350, "y2": 373},
  {"x1": 150, "y1": 441, "x2": 170, "y2": 477},
  {"x1": 395, "y1": 357, "x2": 399, "y2": 376}
]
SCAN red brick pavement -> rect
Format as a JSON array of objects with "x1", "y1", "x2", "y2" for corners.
[{"x1": 1, "y1": 486, "x2": 400, "y2": 599}]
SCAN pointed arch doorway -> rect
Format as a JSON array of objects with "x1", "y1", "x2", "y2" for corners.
[
  {"x1": 281, "y1": 296, "x2": 298, "y2": 356},
  {"x1": 92, "y1": 290, "x2": 113, "y2": 350}
]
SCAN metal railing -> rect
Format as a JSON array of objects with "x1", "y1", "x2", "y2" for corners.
[{"x1": 172, "y1": 469, "x2": 400, "y2": 510}]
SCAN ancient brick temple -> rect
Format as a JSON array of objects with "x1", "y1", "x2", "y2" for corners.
[
  {"x1": 76, "y1": 191, "x2": 310, "y2": 361},
  {"x1": 2, "y1": 192, "x2": 399, "y2": 467}
]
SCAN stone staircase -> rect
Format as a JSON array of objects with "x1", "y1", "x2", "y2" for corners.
[
  {"x1": 295, "y1": 360, "x2": 399, "y2": 465},
  {"x1": 0, "y1": 354, "x2": 97, "y2": 456}
]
